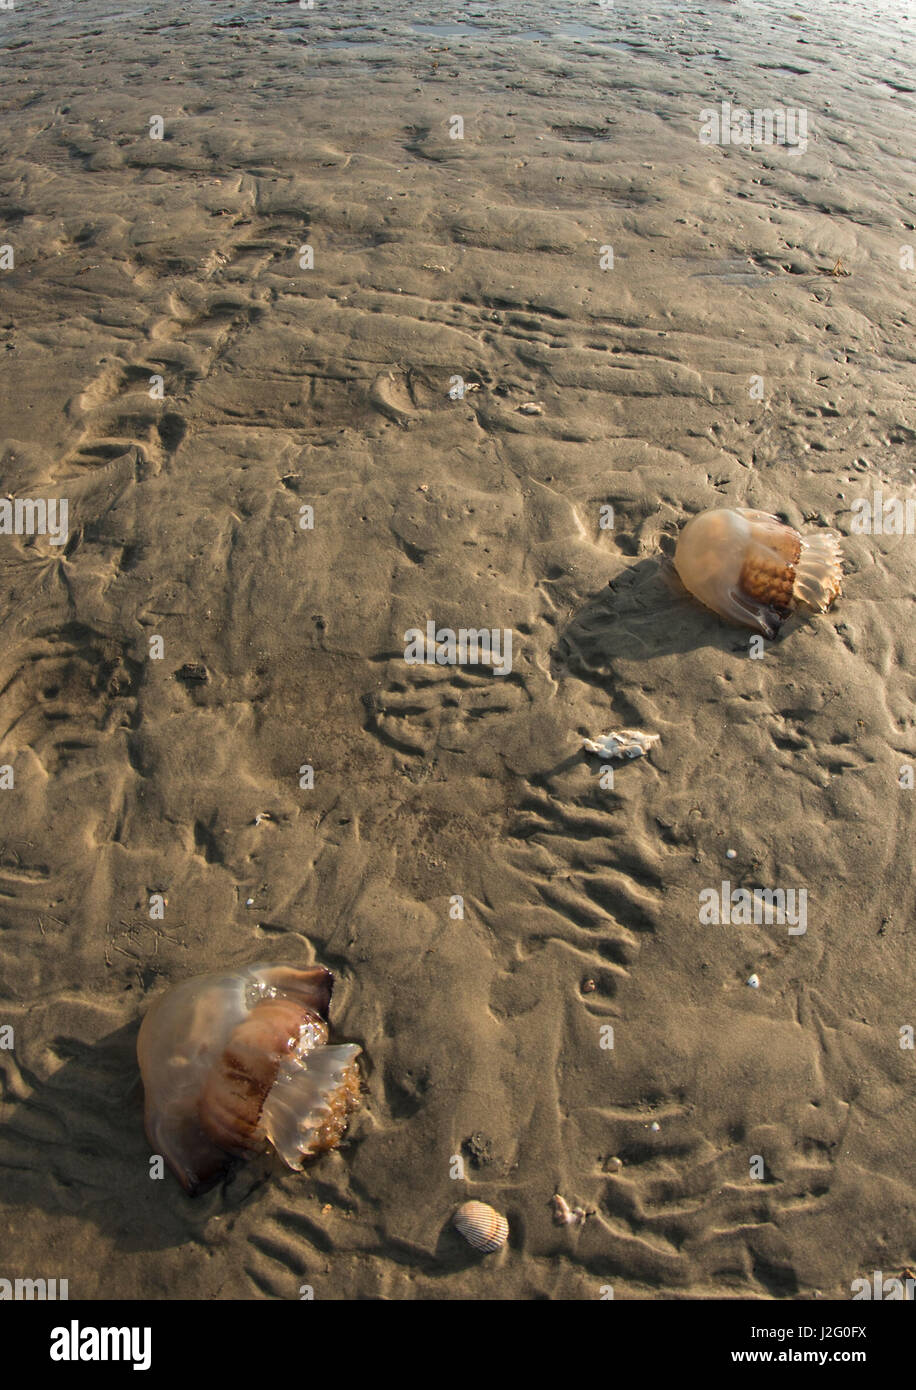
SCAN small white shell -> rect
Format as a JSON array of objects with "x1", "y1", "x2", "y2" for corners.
[
  {"x1": 453, "y1": 1200, "x2": 509, "y2": 1253},
  {"x1": 552, "y1": 1194, "x2": 588, "y2": 1226},
  {"x1": 583, "y1": 728, "x2": 660, "y2": 760}
]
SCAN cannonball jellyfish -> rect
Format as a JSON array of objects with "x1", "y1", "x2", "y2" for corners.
[
  {"x1": 673, "y1": 507, "x2": 842, "y2": 638},
  {"x1": 137, "y1": 962, "x2": 361, "y2": 1194}
]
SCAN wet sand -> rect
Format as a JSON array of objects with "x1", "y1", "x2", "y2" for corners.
[{"x1": 0, "y1": 0, "x2": 914, "y2": 1299}]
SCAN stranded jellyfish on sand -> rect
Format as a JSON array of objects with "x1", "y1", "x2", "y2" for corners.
[
  {"x1": 137, "y1": 962, "x2": 361, "y2": 1194},
  {"x1": 673, "y1": 507, "x2": 843, "y2": 638}
]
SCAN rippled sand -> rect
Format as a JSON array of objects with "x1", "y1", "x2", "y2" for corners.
[{"x1": 0, "y1": 0, "x2": 914, "y2": 1299}]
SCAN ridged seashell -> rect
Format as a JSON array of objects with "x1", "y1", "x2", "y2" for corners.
[
  {"x1": 674, "y1": 508, "x2": 842, "y2": 638},
  {"x1": 453, "y1": 1200, "x2": 509, "y2": 1253},
  {"x1": 137, "y1": 962, "x2": 361, "y2": 1195}
]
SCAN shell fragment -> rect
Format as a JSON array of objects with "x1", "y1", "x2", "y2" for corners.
[{"x1": 582, "y1": 728, "x2": 660, "y2": 760}]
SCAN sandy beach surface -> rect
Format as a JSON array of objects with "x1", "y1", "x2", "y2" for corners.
[{"x1": 0, "y1": 0, "x2": 914, "y2": 1300}]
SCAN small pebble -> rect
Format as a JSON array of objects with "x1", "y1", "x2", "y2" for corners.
[
  {"x1": 726, "y1": 848, "x2": 737, "y2": 860},
  {"x1": 747, "y1": 973, "x2": 760, "y2": 989},
  {"x1": 650, "y1": 1121, "x2": 660, "y2": 1133}
]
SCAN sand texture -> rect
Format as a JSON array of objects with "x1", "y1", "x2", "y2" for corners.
[{"x1": 0, "y1": 0, "x2": 914, "y2": 1299}]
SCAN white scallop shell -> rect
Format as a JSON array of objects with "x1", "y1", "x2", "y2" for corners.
[{"x1": 453, "y1": 1200, "x2": 509, "y2": 1252}]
